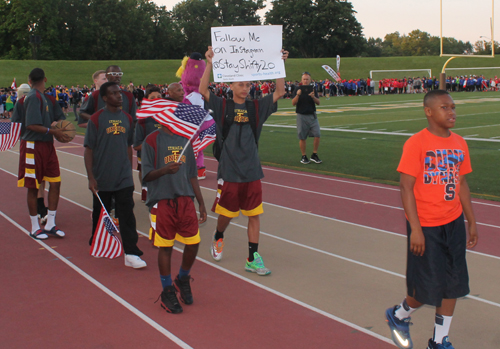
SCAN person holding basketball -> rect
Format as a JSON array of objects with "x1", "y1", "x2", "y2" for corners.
[
  {"x1": 17, "y1": 68, "x2": 70, "y2": 240},
  {"x1": 385, "y1": 90, "x2": 478, "y2": 349}
]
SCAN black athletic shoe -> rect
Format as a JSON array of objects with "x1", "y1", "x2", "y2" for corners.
[
  {"x1": 310, "y1": 153, "x2": 322, "y2": 164},
  {"x1": 159, "y1": 285, "x2": 183, "y2": 314},
  {"x1": 300, "y1": 155, "x2": 310, "y2": 164},
  {"x1": 174, "y1": 275, "x2": 194, "y2": 305}
]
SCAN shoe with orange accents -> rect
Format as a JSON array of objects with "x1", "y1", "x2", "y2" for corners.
[{"x1": 210, "y1": 232, "x2": 224, "y2": 261}]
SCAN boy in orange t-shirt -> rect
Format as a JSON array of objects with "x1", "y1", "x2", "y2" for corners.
[{"x1": 385, "y1": 90, "x2": 478, "y2": 349}]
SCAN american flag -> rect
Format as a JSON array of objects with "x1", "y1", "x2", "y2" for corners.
[
  {"x1": 0, "y1": 122, "x2": 21, "y2": 151},
  {"x1": 90, "y1": 207, "x2": 123, "y2": 259},
  {"x1": 138, "y1": 99, "x2": 215, "y2": 152},
  {"x1": 192, "y1": 123, "x2": 216, "y2": 154}
]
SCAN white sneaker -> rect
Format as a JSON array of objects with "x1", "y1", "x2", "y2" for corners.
[
  {"x1": 211, "y1": 233, "x2": 224, "y2": 261},
  {"x1": 124, "y1": 254, "x2": 147, "y2": 269}
]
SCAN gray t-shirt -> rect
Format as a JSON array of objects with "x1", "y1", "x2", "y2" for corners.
[
  {"x1": 22, "y1": 90, "x2": 54, "y2": 142},
  {"x1": 134, "y1": 117, "x2": 162, "y2": 158},
  {"x1": 141, "y1": 129, "x2": 197, "y2": 208},
  {"x1": 84, "y1": 108, "x2": 134, "y2": 192},
  {"x1": 207, "y1": 92, "x2": 276, "y2": 183},
  {"x1": 79, "y1": 90, "x2": 137, "y2": 126}
]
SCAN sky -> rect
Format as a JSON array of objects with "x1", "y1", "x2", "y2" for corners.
[{"x1": 152, "y1": 0, "x2": 499, "y2": 45}]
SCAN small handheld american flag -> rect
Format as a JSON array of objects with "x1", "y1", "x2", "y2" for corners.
[
  {"x1": 90, "y1": 194, "x2": 123, "y2": 259},
  {"x1": 137, "y1": 99, "x2": 215, "y2": 154},
  {"x1": 0, "y1": 122, "x2": 21, "y2": 151}
]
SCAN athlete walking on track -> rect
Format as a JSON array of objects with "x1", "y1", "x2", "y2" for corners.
[
  {"x1": 385, "y1": 90, "x2": 478, "y2": 349},
  {"x1": 199, "y1": 46, "x2": 288, "y2": 275}
]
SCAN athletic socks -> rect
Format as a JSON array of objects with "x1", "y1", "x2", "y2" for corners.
[
  {"x1": 433, "y1": 314, "x2": 453, "y2": 344},
  {"x1": 44, "y1": 210, "x2": 57, "y2": 230},
  {"x1": 214, "y1": 230, "x2": 224, "y2": 241},
  {"x1": 179, "y1": 267, "x2": 190, "y2": 278},
  {"x1": 248, "y1": 242, "x2": 258, "y2": 261},
  {"x1": 394, "y1": 298, "x2": 417, "y2": 320},
  {"x1": 160, "y1": 274, "x2": 172, "y2": 289},
  {"x1": 30, "y1": 215, "x2": 40, "y2": 233}
]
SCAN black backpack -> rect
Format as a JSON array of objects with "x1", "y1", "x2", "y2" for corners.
[{"x1": 213, "y1": 98, "x2": 259, "y2": 161}]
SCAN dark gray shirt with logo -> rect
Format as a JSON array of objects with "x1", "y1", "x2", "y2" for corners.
[
  {"x1": 84, "y1": 108, "x2": 134, "y2": 192},
  {"x1": 207, "y1": 92, "x2": 276, "y2": 183}
]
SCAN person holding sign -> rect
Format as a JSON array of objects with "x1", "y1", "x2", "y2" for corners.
[
  {"x1": 200, "y1": 45, "x2": 288, "y2": 276},
  {"x1": 292, "y1": 72, "x2": 322, "y2": 164}
]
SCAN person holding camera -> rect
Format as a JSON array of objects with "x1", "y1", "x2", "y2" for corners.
[{"x1": 292, "y1": 72, "x2": 322, "y2": 164}]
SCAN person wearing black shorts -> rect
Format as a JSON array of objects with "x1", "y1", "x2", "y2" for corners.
[{"x1": 384, "y1": 90, "x2": 478, "y2": 349}]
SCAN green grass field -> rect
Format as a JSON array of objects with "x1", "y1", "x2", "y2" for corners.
[
  {"x1": 257, "y1": 91, "x2": 500, "y2": 201},
  {"x1": 65, "y1": 90, "x2": 500, "y2": 201},
  {"x1": 3, "y1": 55, "x2": 500, "y2": 87}
]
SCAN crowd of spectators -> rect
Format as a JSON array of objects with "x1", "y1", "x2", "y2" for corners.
[{"x1": 2, "y1": 73, "x2": 500, "y2": 120}]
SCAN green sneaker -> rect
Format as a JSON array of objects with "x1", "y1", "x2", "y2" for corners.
[{"x1": 245, "y1": 252, "x2": 271, "y2": 276}]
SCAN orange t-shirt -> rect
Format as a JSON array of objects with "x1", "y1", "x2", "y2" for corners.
[{"x1": 397, "y1": 128, "x2": 472, "y2": 227}]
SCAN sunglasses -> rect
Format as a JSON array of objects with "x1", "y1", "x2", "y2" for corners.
[
  {"x1": 302, "y1": 71, "x2": 311, "y2": 76},
  {"x1": 107, "y1": 72, "x2": 123, "y2": 77}
]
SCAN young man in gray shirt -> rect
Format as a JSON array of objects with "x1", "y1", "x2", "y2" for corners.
[
  {"x1": 84, "y1": 82, "x2": 146, "y2": 269},
  {"x1": 200, "y1": 46, "x2": 288, "y2": 275}
]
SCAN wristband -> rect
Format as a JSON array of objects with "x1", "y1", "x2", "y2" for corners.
[{"x1": 46, "y1": 128, "x2": 50, "y2": 134}]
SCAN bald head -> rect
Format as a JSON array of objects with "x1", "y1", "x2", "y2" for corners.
[{"x1": 168, "y1": 83, "x2": 184, "y2": 102}]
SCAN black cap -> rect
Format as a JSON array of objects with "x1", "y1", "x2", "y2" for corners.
[{"x1": 190, "y1": 52, "x2": 203, "y2": 60}]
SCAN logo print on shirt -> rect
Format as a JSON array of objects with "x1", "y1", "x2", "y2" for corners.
[
  {"x1": 234, "y1": 109, "x2": 249, "y2": 123},
  {"x1": 165, "y1": 150, "x2": 186, "y2": 164},
  {"x1": 423, "y1": 149, "x2": 464, "y2": 201},
  {"x1": 106, "y1": 121, "x2": 126, "y2": 135}
]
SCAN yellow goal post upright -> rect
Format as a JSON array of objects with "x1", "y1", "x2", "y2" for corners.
[{"x1": 439, "y1": 0, "x2": 495, "y2": 90}]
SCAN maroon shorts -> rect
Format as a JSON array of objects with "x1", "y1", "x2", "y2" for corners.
[
  {"x1": 150, "y1": 197, "x2": 200, "y2": 247},
  {"x1": 18, "y1": 140, "x2": 60, "y2": 189},
  {"x1": 212, "y1": 179, "x2": 263, "y2": 218}
]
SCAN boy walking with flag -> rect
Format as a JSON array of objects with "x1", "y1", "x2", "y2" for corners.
[
  {"x1": 141, "y1": 120, "x2": 207, "y2": 314},
  {"x1": 84, "y1": 81, "x2": 146, "y2": 269}
]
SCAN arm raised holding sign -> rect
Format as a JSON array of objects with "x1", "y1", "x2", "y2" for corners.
[
  {"x1": 200, "y1": 46, "x2": 288, "y2": 104},
  {"x1": 198, "y1": 43, "x2": 290, "y2": 276}
]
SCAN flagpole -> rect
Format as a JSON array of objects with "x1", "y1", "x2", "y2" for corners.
[
  {"x1": 176, "y1": 110, "x2": 212, "y2": 163},
  {"x1": 95, "y1": 192, "x2": 120, "y2": 232}
]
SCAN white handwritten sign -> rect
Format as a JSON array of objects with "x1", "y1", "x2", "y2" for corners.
[{"x1": 211, "y1": 25, "x2": 285, "y2": 82}]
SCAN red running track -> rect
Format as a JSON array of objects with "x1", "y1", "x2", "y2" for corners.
[{"x1": 0, "y1": 167, "x2": 393, "y2": 348}]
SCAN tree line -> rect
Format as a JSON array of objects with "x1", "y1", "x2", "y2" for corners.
[{"x1": 0, "y1": 0, "x2": 486, "y2": 60}]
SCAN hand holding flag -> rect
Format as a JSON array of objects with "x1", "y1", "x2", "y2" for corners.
[{"x1": 90, "y1": 193, "x2": 123, "y2": 259}]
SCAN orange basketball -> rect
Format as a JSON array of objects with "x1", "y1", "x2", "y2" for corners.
[{"x1": 54, "y1": 120, "x2": 76, "y2": 143}]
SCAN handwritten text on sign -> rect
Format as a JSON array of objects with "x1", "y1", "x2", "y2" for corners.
[{"x1": 211, "y1": 25, "x2": 285, "y2": 82}]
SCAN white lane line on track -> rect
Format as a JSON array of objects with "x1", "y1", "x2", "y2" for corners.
[
  {"x1": 53, "y1": 160, "x2": 500, "y2": 230},
  {"x1": 0, "y1": 209, "x2": 192, "y2": 349},
  {"x1": 7, "y1": 147, "x2": 500, "y2": 221},
  {"x1": 48, "y1": 139, "x2": 500, "y2": 209},
  {"x1": 2, "y1": 166, "x2": 500, "y2": 312},
  {"x1": 205, "y1": 157, "x2": 500, "y2": 208}
]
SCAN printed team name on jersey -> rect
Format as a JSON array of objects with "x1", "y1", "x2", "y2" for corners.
[
  {"x1": 106, "y1": 120, "x2": 126, "y2": 135},
  {"x1": 423, "y1": 149, "x2": 464, "y2": 201},
  {"x1": 234, "y1": 109, "x2": 249, "y2": 123},
  {"x1": 164, "y1": 150, "x2": 186, "y2": 164}
]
